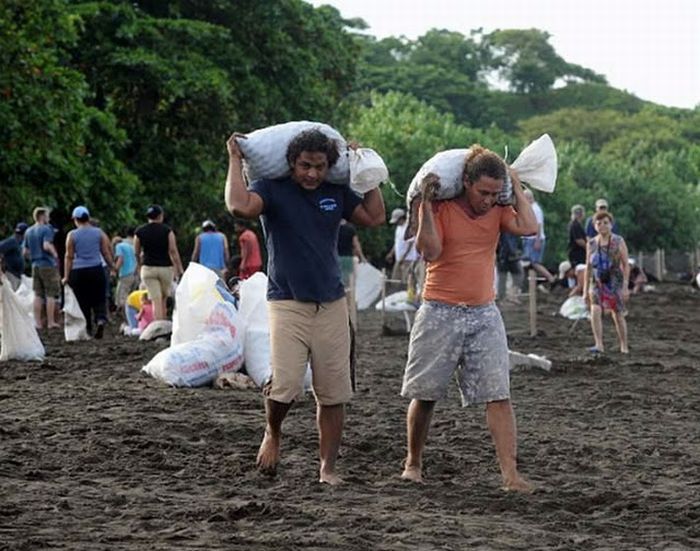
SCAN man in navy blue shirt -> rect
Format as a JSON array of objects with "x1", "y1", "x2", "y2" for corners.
[
  {"x1": 226, "y1": 129, "x2": 385, "y2": 485},
  {"x1": 0, "y1": 222, "x2": 28, "y2": 289}
]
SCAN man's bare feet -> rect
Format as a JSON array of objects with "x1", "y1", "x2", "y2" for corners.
[
  {"x1": 502, "y1": 474, "x2": 534, "y2": 493},
  {"x1": 400, "y1": 464, "x2": 423, "y2": 483},
  {"x1": 256, "y1": 430, "x2": 280, "y2": 476},
  {"x1": 319, "y1": 470, "x2": 343, "y2": 486}
]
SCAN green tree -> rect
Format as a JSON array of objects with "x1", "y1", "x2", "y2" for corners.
[
  {"x1": 480, "y1": 29, "x2": 606, "y2": 94},
  {"x1": 345, "y1": 91, "x2": 514, "y2": 261},
  {"x1": 0, "y1": 0, "x2": 139, "y2": 232}
]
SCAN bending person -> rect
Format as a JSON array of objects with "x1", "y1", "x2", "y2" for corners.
[{"x1": 400, "y1": 146, "x2": 537, "y2": 492}]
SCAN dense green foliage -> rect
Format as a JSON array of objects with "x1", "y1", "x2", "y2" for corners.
[{"x1": 1, "y1": 0, "x2": 698, "y2": 267}]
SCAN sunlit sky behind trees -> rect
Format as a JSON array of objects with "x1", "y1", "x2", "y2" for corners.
[{"x1": 310, "y1": 0, "x2": 700, "y2": 109}]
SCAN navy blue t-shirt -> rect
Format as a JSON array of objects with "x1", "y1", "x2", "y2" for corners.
[{"x1": 250, "y1": 177, "x2": 362, "y2": 302}]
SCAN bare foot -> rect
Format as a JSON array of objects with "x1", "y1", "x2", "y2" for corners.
[
  {"x1": 620, "y1": 348, "x2": 630, "y2": 354},
  {"x1": 319, "y1": 470, "x2": 344, "y2": 486},
  {"x1": 400, "y1": 464, "x2": 423, "y2": 483},
  {"x1": 502, "y1": 475, "x2": 534, "y2": 494},
  {"x1": 256, "y1": 431, "x2": 280, "y2": 476},
  {"x1": 47, "y1": 324, "x2": 61, "y2": 330}
]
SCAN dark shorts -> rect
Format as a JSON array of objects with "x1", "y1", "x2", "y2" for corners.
[{"x1": 32, "y1": 266, "x2": 61, "y2": 299}]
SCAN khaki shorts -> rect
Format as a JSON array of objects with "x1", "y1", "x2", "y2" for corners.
[
  {"x1": 116, "y1": 274, "x2": 138, "y2": 307},
  {"x1": 267, "y1": 298, "x2": 352, "y2": 405},
  {"x1": 32, "y1": 266, "x2": 61, "y2": 299},
  {"x1": 140, "y1": 266, "x2": 173, "y2": 301}
]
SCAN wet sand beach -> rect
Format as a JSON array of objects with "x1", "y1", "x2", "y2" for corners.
[{"x1": 2, "y1": 283, "x2": 699, "y2": 550}]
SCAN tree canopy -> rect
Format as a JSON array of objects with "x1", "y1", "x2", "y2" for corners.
[{"x1": 1, "y1": 0, "x2": 698, "y2": 266}]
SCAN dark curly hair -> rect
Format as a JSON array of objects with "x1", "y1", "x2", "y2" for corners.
[
  {"x1": 462, "y1": 144, "x2": 507, "y2": 184},
  {"x1": 286, "y1": 129, "x2": 340, "y2": 168}
]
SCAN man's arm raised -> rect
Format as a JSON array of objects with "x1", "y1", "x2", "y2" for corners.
[
  {"x1": 501, "y1": 169, "x2": 538, "y2": 237},
  {"x1": 349, "y1": 187, "x2": 385, "y2": 228},
  {"x1": 224, "y1": 133, "x2": 264, "y2": 219}
]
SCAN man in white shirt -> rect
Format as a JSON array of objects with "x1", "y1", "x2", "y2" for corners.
[
  {"x1": 386, "y1": 208, "x2": 422, "y2": 299},
  {"x1": 521, "y1": 189, "x2": 555, "y2": 285}
]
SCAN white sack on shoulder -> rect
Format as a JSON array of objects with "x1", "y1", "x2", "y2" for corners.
[
  {"x1": 0, "y1": 276, "x2": 45, "y2": 361},
  {"x1": 510, "y1": 134, "x2": 558, "y2": 193},
  {"x1": 63, "y1": 284, "x2": 90, "y2": 341},
  {"x1": 349, "y1": 148, "x2": 389, "y2": 193},
  {"x1": 236, "y1": 121, "x2": 349, "y2": 185},
  {"x1": 406, "y1": 149, "x2": 471, "y2": 209},
  {"x1": 406, "y1": 148, "x2": 513, "y2": 211}
]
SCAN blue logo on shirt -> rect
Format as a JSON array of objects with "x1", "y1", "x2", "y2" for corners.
[{"x1": 319, "y1": 198, "x2": 338, "y2": 212}]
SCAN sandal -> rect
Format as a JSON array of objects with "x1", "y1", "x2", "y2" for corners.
[{"x1": 588, "y1": 346, "x2": 604, "y2": 354}]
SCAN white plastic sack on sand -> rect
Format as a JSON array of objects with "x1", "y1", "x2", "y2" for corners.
[
  {"x1": 237, "y1": 273, "x2": 311, "y2": 390},
  {"x1": 349, "y1": 148, "x2": 389, "y2": 193},
  {"x1": 171, "y1": 262, "x2": 239, "y2": 346},
  {"x1": 508, "y1": 350, "x2": 552, "y2": 371},
  {"x1": 355, "y1": 262, "x2": 383, "y2": 310},
  {"x1": 139, "y1": 320, "x2": 173, "y2": 341},
  {"x1": 559, "y1": 295, "x2": 590, "y2": 320},
  {"x1": 236, "y1": 121, "x2": 349, "y2": 185},
  {"x1": 510, "y1": 134, "x2": 558, "y2": 193},
  {"x1": 142, "y1": 324, "x2": 244, "y2": 388},
  {"x1": 0, "y1": 276, "x2": 45, "y2": 361},
  {"x1": 63, "y1": 284, "x2": 89, "y2": 341},
  {"x1": 243, "y1": 329, "x2": 311, "y2": 391},
  {"x1": 238, "y1": 272, "x2": 269, "y2": 333},
  {"x1": 374, "y1": 290, "x2": 417, "y2": 312}
]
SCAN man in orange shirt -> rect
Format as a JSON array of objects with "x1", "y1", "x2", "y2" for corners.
[
  {"x1": 234, "y1": 220, "x2": 263, "y2": 279},
  {"x1": 400, "y1": 145, "x2": 538, "y2": 492}
]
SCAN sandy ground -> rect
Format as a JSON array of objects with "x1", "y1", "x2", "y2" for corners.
[{"x1": 1, "y1": 283, "x2": 699, "y2": 550}]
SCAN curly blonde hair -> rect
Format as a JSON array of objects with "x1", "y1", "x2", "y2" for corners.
[{"x1": 462, "y1": 145, "x2": 506, "y2": 184}]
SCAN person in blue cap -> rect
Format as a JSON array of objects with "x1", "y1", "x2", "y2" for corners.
[
  {"x1": 0, "y1": 222, "x2": 29, "y2": 290},
  {"x1": 63, "y1": 206, "x2": 115, "y2": 338}
]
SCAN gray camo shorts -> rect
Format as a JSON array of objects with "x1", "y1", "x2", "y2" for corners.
[{"x1": 401, "y1": 300, "x2": 510, "y2": 406}]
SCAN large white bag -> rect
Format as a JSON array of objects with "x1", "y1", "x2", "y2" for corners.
[
  {"x1": 142, "y1": 323, "x2": 244, "y2": 388},
  {"x1": 510, "y1": 134, "x2": 558, "y2": 193},
  {"x1": 237, "y1": 272, "x2": 269, "y2": 333},
  {"x1": 0, "y1": 276, "x2": 45, "y2": 361},
  {"x1": 238, "y1": 273, "x2": 311, "y2": 390},
  {"x1": 349, "y1": 148, "x2": 389, "y2": 193},
  {"x1": 139, "y1": 320, "x2": 173, "y2": 341},
  {"x1": 236, "y1": 121, "x2": 349, "y2": 185},
  {"x1": 15, "y1": 276, "x2": 35, "y2": 322},
  {"x1": 171, "y1": 262, "x2": 240, "y2": 346},
  {"x1": 406, "y1": 148, "x2": 514, "y2": 209},
  {"x1": 63, "y1": 284, "x2": 89, "y2": 341},
  {"x1": 559, "y1": 295, "x2": 590, "y2": 320},
  {"x1": 355, "y1": 262, "x2": 383, "y2": 310}
]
